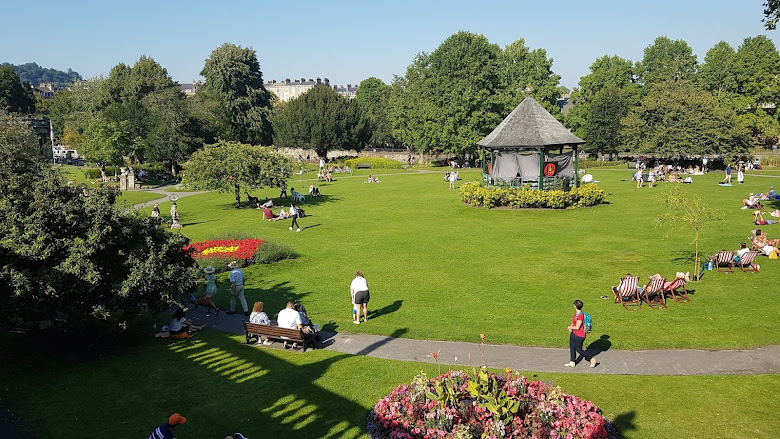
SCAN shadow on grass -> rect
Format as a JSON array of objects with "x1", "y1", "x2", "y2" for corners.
[
  {"x1": 246, "y1": 281, "x2": 311, "y2": 320},
  {"x1": 669, "y1": 249, "x2": 696, "y2": 265},
  {"x1": 180, "y1": 220, "x2": 213, "y2": 227},
  {"x1": 611, "y1": 410, "x2": 637, "y2": 439}
]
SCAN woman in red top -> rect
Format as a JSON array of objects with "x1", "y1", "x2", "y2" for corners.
[{"x1": 565, "y1": 300, "x2": 597, "y2": 368}]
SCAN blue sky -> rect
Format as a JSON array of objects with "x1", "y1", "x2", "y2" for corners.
[{"x1": 1, "y1": 1, "x2": 776, "y2": 89}]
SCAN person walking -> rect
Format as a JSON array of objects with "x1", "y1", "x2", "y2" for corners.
[
  {"x1": 198, "y1": 265, "x2": 219, "y2": 315},
  {"x1": 565, "y1": 300, "x2": 597, "y2": 368},
  {"x1": 227, "y1": 261, "x2": 249, "y2": 315},
  {"x1": 350, "y1": 271, "x2": 370, "y2": 324},
  {"x1": 280, "y1": 181, "x2": 288, "y2": 199},
  {"x1": 289, "y1": 203, "x2": 301, "y2": 232},
  {"x1": 725, "y1": 163, "x2": 732, "y2": 184}
]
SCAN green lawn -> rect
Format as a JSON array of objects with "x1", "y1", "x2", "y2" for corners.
[
  {"x1": 144, "y1": 167, "x2": 780, "y2": 350},
  {"x1": 1, "y1": 329, "x2": 776, "y2": 439}
]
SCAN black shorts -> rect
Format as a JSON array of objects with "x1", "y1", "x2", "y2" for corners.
[{"x1": 353, "y1": 290, "x2": 370, "y2": 304}]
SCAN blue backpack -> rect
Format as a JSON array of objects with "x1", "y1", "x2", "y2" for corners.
[{"x1": 582, "y1": 312, "x2": 593, "y2": 334}]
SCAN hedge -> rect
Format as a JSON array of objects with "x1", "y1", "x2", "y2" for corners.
[
  {"x1": 460, "y1": 181, "x2": 606, "y2": 209},
  {"x1": 343, "y1": 157, "x2": 403, "y2": 169}
]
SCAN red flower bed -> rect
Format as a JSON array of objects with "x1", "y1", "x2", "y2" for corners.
[
  {"x1": 185, "y1": 239, "x2": 263, "y2": 261},
  {"x1": 368, "y1": 369, "x2": 616, "y2": 439}
]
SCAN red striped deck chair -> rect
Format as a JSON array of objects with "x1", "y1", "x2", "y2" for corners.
[
  {"x1": 712, "y1": 250, "x2": 735, "y2": 273},
  {"x1": 663, "y1": 278, "x2": 689, "y2": 302},
  {"x1": 641, "y1": 277, "x2": 667, "y2": 309},
  {"x1": 737, "y1": 251, "x2": 759, "y2": 272},
  {"x1": 612, "y1": 275, "x2": 641, "y2": 310}
]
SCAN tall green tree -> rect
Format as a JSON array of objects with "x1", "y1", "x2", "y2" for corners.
[
  {"x1": 0, "y1": 66, "x2": 35, "y2": 113},
  {"x1": 584, "y1": 86, "x2": 633, "y2": 159},
  {"x1": 636, "y1": 36, "x2": 697, "y2": 85},
  {"x1": 564, "y1": 55, "x2": 638, "y2": 138},
  {"x1": 391, "y1": 31, "x2": 507, "y2": 155},
  {"x1": 199, "y1": 43, "x2": 273, "y2": 145},
  {"x1": 695, "y1": 41, "x2": 737, "y2": 99},
  {"x1": 763, "y1": 0, "x2": 780, "y2": 29},
  {"x1": 0, "y1": 119, "x2": 197, "y2": 336},
  {"x1": 497, "y1": 39, "x2": 561, "y2": 114},
  {"x1": 355, "y1": 77, "x2": 395, "y2": 147},
  {"x1": 273, "y1": 85, "x2": 367, "y2": 156},
  {"x1": 621, "y1": 80, "x2": 750, "y2": 159},
  {"x1": 181, "y1": 141, "x2": 292, "y2": 208},
  {"x1": 730, "y1": 35, "x2": 780, "y2": 147}
]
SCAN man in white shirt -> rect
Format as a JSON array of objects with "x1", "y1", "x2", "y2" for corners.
[
  {"x1": 736, "y1": 242, "x2": 751, "y2": 262},
  {"x1": 228, "y1": 261, "x2": 249, "y2": 316},
  {"x1": 277, "y1": 302, "x2": 303, "y2": 349}
]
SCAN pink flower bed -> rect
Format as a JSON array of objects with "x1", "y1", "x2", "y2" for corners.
[{"x1": 368, "y1": 369, "x2": 616, "y2": 439}]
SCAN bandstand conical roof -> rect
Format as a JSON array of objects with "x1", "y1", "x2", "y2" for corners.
[{"x1": 478, "y1": 97, "x2": 585, "y2": 149}]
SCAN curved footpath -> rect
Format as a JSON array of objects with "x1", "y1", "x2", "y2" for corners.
[{"x1": 185, "y1": 305, "x2": 780, "y2": 376}]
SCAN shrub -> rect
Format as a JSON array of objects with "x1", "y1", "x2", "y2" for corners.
[
  {"x1": 83, "y1": 166, "x2": 121, "y2": 180},
  {"x1": 343, "y1": 157, "x2": 403, "y2": 169},
  {"x1": 460, "y1": 181, "x2": 606, "y2": 209},
  {"x1": 369, "y1": 368, "x2": 616, "y2": 439},
  {"x1": 254, "y1": 240, "x2": 297, "y2": 264}
]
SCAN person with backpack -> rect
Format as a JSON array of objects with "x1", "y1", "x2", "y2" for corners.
[{"x1": 565, "y1": 299, "x2": 597, "y2": 368}]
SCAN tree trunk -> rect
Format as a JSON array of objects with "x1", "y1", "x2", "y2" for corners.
[
  {"x1": 235, "y1": 183, "x2": 241, "y2": 208},
  {"x1": 694, "y1": 227, "x2": 700, "y2": 281}
]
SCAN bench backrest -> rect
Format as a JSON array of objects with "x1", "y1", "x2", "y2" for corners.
[
  {"x1": 618, "y1": 276, "x2": 639, "y2": 296},
  {"x1": 243, "y1": 322, "x2": 302, "y2": 340}
]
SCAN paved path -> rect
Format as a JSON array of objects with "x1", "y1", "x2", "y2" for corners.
[
  {"x1": 183, "y1": 304, "x2": 780, "y2": 376},
  {"x1": 131, "y1": 187, "x2": 206, "y2": 209}
]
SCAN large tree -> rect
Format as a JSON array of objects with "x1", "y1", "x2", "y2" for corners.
[
  {"x1": 0, "y1": 113, "x2": 197, "y2": 336},
  {"x1": 695, "y1": 41, "x2": 737, "y2": 99},
  {"x1": 355, "y1": 77, "x2": 395, "y2": 147},
  {"x1": 199, "y1": 43, "x2": 273, "y2": 145},
  {"x1": 764, "y1": 0, "x2": 780, "y2": 29},
  {"x1": 636, "y1": 36, "x2": 697, "y2": 85},
  {"x1": 621, "y1": 80, "x2": 751, "y2": 159},
  {"x1": 390, "y1": 32, "x2": 507, "y2": 155},
  {"x1": 181, "y1": 141, "x2": 292, "y2": 207},
  {"x1": 497, "y1": 39, "x2": 561, "y2": 114},
  {"x1": 0, "y1": 66, "x2": 35, "y2": 114},
  {"x1": 273, "y1": 85, "x2": 367, "y2": 156},
  {"x1": 564, "y1": 54, "x2": 638, "y2": 139},
  {"x1": 584, "y1": 86, "x2": 633, "y2": 159}
]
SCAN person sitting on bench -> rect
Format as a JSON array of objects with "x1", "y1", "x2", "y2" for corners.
[
  {"x1": 250, "y1": 301, "x2": 274, "y2": 345},
  {"x1": 277, "y1": 302, "x2": 304, "y2": 349}
]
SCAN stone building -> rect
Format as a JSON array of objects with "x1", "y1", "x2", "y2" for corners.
[{"x1": 264, "y1": 77, "x2": 358, "y2": 101}]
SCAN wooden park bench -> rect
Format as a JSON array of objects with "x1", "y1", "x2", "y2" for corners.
[
  {"x1": 243, "y1": 321, "x2": 313, "y2": 352},
  {"x1": 357, "y1": 163, "x2": 371, "y2": 169}
]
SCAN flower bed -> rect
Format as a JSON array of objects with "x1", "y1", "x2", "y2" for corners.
[
  {"x1": 459, "y1": 181, "x2": 606, "y2": 209},
  {"x1": 185, "y1": 239, "x2": 263, "y2": 263},
  {"x1": 369, "y1": 368, "x2": 616, "y2": 439}
]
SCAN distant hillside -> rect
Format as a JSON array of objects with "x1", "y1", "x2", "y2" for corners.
[{"x1": 1, "y1": 62, "x2": 82, "y2": 87}]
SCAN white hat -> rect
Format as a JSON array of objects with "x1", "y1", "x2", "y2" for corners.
[{"x1": 227, "y1": 261, "x2": 239, "y2": 269}]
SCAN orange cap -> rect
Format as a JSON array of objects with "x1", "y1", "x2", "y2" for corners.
[{"x1": 168, "y1": 413, "x2": 187, "y2": 425}]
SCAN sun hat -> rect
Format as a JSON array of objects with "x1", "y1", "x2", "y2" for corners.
[
  {"x1": 168, "y1": 413, "x2": 186, "y2": 425},
  {"x1": 204, "y1": 266, "x2": 215, "y2": 274},
  {"x1": 227, "y1": 261, "x2": 239, "y2": 269}
]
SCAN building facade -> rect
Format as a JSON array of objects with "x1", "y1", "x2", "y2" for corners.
[{"x1": 264, "y1": 77, "x2": 358, "y2": 101}]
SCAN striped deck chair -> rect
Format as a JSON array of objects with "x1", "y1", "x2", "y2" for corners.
[
  {"x1": 612, "y1": 275, "x2": 641, "y2": 310},
  {"x1": 711, "y1": 250, "x2": 735, "y2": 273},
  {"x1": 663, "y1": 278, "x2": 689, "y2": 302},
  {"x1": 737, "y1": 251, "x2": 760, "y2": 272},
  {"x1": 641, "y1": 277, "x2": 667, "y2": 309}
]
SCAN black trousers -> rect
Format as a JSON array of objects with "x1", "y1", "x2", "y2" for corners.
[
  {"x1": 569, "y1": 332, "x2": 590, "y2": 362},
  {"x1": 291, "y1": 215, "x2": 300, "y2": 229}
]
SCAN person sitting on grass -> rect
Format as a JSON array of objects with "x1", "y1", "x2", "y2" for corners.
[
  {"x1": 260, "y1": 197, "x2": 275, "y2": 208},
  {"x1": 169, "y1": 307, "x2": 204, "y2": 339},
  {"x1": 326, "y1": 170, "x2": 333, "y2": 182},
  {"x1": 262, "y1": 207, "x2": 282, "y2": 221},
  {"x1": 277, "y1": 208, "x2": 289, "y2": 219},
  {"x1": 148, "y1": 413, "x2": 186, "y2": 439}
]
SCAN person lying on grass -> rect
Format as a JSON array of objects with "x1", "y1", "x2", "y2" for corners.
[
  {"x1": 262, "y1": 207, "x2": 283, "y2": 221},
  {"x1": 753, "y1": 211, "x2": 777, "y2": 225}
]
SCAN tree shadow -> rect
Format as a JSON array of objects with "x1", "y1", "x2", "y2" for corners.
[
  {"x1": 669, "y1": 250, "x2": 696, "y2": 265},
  {"x1": 610, "y1": 410, "x2": 637, "y2": 439},
  {"x1": 297, "y1": 194, "x2": 341, "y2": 207},
  {"x1": 180, "y1": 220, "x2": 213, "y2": 227},
  {"x1": 355, "y1": 328, "x2": 408, "y2": 356},
  {"x1": 368, "y1": 300, "x2": 403, "y2": 320}
]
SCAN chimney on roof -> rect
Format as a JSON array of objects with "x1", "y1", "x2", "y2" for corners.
[
  {"x1": 285, "y1": 78, "x2": 290, "y2": 83},
  {"x1": 347, "y1": 84, "x2": 351, "y2": 89},
  {"x1": 301, "y1": 77, "x2": 305, "y2": 82},
  {"x1": 316, "y1": 77, "x2": 321, "y2": 83},
  {"x1": 324, "y1": 78, "x2": 329, "y2": 85}
]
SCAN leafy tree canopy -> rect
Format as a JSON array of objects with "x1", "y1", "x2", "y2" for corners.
[
  {"x1": 181, "y1": 140, "x2": 292, "y2": 207},
  {"x1": 763, "y1": 0, "x2": 780, "y2": 30},
  {"x1": 621, "y1": 80, "x2": 750, "y2": 159},
  {"x1": 0, "y1": 66, "x2": 36, "y2": 114},
  {"x1": 695, "y1": 41, "x2": 737, "y2": 98},
  {"x1": 1, "y1": 62, "x2": 81, "y2": 87},
  {"x1": 356, "y1": 77, "x2": 395, "y2": 147},
  {"x1": 637, "y1": 36, "x2": 697, "y2": 85},
  {"x1": 584, "y1": 86, "x2": 633, "y2": 159},
  {"x1": 273, "y1": 85, "x2": 367, "y2": 156},
  {"x1": 199, "y1": 43, "x2": 273, "y2": 145},
  {"x1": 0, "y1": 114, "x2": 196, "y2": 336}
]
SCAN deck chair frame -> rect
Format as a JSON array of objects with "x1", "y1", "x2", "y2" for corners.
[
  {"x1": 737, "y1": 251, "x2": 759, "y2": 272},
  {"x1": 641, "y1": 277, "x2": 667, "y2": 309},
  {"x1": 663, "y1": 278, "x2": 690, "y2": 302},
  {"x1": 612, "y1": 276, "x2": 641, "y2": 310},
  {"x1": 712, "y1": 251, "x2": 735, "y2": 273}
]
